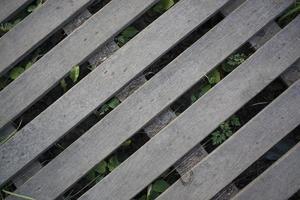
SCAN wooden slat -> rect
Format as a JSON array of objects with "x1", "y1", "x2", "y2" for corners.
[
  {"x1": 0, "y1": 0, "x2": 34, "y2": 23},
  {"x1": 0, "y1": 0, "x2": 231, "y2": 189},
  {"x1": 158, "y1": 79, "x2": 300, "y2": 200},
  {"x1": 0, "y1": 0, "x2": 159, "y2": 129},
  {"x1": 0, "y1": 0, "x2": 96, "y2": 75},
  {"x1": 221, "y1": 0, "x2": 300, "y2": 86},
  {"x1": 4, "y1": 0, "x2": 292, "y2": 198},
  {"x1": 233, "y1": 142, "x2": 300, "y2": 200},
  {"x1": 77, "y1": 13, "x2": 300, "y2": 200}
]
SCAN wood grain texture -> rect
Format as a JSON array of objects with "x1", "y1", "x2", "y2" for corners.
[
  {"x1": 0, "y1": 0, "x2": 159, "y2": 129},
  {"x1": 0, "y1": 0, "x2": 95, "y2": 75},
  {"x1": 0, "y1": 0, "x2": 34, "y2": 23},
  {"x1": 0, "y1": 0, "x2": 230, "y2": 189},
  {"x1": 4, "y1": 0, "x2": 293, "y2": 197},
  {"x1": 77, "y1": 11, "x2": 300, "y2": 200},
  {"x1": 158, "y1": 79, "x2": 300, "y2": 200},
  {"x1": 232, "y1": 142, "x2": 300, "y2": 200}
]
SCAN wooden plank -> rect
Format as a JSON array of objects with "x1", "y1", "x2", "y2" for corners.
[
  {"x1": 4, "y1": 0, "x2": 293, "y2": 197},
  {"x1": 221, "y1": 1, "x2": 300, "y2": 87},
  {"x1": 0, "y1": 0, "x2": 232, "y2": 189},
  {"x1": 63, "y1": 9, "x2": 92, "y2": 35},
  {"x1": 233, "y1": 142, "x2": 300, "y2": 200},
  {"x1": 0, "y1": 0, "x2": 34, "y2": 23},
  {"x1": 0, "y1": 0, "x2": 159, "y2": 129},
  {"x1": 158, "y1": 80, "x2": 300, "y2": 200},
  {"x1": 0, "y1": 0, "x2": 96, "y2": 75},
  {"x1": 76, "y1": 16, "x2": 300, "y2": 200},
  {"x1": 62, "y1": 9, "x2": 120, "y2": 71}
]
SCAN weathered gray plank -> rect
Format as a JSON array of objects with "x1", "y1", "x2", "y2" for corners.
[
  {"x1": 0, "y1": 0, "x2": 34, "y2": 23},
  {"x1": 0, "y1": 0, "x2": 231, "y2": 189},
  {"x1": 4, "y1": 0, "x2": 293, "y2": 198},
  {"x1": 77, "y1": 16, "x2": 300, "y2": 200},
  {"x1": 63, "y1": 9, "x2": 92, "y2": 35},
  {"x1": 0, "y1": 0, "x2": 96, "y2": 75},
  {"x1": 0, "y1": 0, "x2": 159, "y2": 129},
  {"x1": 221, "y1": 0, "x2": 300, "y2": 92},
  {"x1": 158, "y1": 80, "x2": 300, "y2": 200},
  {"x1": 233, "y1": 142, "x2": 300, "y2": 200},
  {"x1": 62, "y1": 8, "x2": 120, "y2": 71}
]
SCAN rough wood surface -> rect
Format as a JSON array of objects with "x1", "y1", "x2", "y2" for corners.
[
  {"x1": 221, "y1": 0, "x2": 300, "y2": 91},
  {"x1": 232, "y1": 142, "x2": 300, "y2": 200},
  {"x1": 63, "y1": 9, "x2": 120, "y2": 70},
  {"x1": 0, "y1": 0, "x2": 34, "y2": 23},
  {"x1": 63, "y1": 9, "x2": 92, "y2": 35},
  {"x1": 4, "y1": 0, "x2": 293, "y2": 197},
  {"x1": 77, "y1": 15, "x2": 300, "y2": 200},
  {"x1": 0, "y1": 0, "x2": 95, "y2": 75},
  {"x1": 0, "y1": 0, "x2": 231, "y2": 190},
  {"x1": 158, "y1": 79, "x2": 300, "y2": 200},
  {"x1": 79, "y1": 14, "x2": 300, "y2": 200},
  {"x1": 0, "y1": 0, "x2": 159, "y2": 129}
]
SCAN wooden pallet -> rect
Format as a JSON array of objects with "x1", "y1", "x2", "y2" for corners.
[{"x1": 0, "y1": 0, "x2": 299, "y2": 199}]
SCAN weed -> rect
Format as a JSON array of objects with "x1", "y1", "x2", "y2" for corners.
[
  {"x1": 60, "y1": 65, "x2": 80, "y2": 92},
  {"x1": 116, "y1": 26, "x2": 139, "y2": 46},
  {"x1": 211, "y1": 115, "x2": 241, "y2": 145},
  {"x1": 138, "y1": 179, "x2": 170, "y2": 200}
]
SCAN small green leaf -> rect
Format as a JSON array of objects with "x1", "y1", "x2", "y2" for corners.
[
  {"x1": 122, "y1": 27, "x2": 139, "y2": 39},
  {"x1": 0, "y1": 19, "x2": 21, "y2": 33},
  {"x1": 108, "y1": 156, "x2": 120, "y2": 172},
  {"x1": 60, "y1": 79, "x2": 67, "y2": 92},
  {"x1": 152, "y1": 179, "x2": 169, "y2": 193},
  {"x1": 69, "y1": 65, "x2": 80, "y2": 83},
  {"x1": 99, "y1": 104, "x2": 110, "y2": 115},
  {"x1": 122, "y1": 139, "x2": 132, "y2": 147},
  {"x1": 199, "y1": 84, "x2": 212, "y2": 96},
  {"x1": 27, "y1": 0, "x2": 43, "y2": 13},
  {"x1": 211, "y1": 131, "x2": 225, "y2": 145},
  {"x1": 153, "y1": 0, "x2": 174, "y2": 13},
  {"x1": 207, "y1": 69, "x2": 221, "y2": 85},
  {"x1": 85, "y1": 170, "x2": 96, "y2": 182},
  {"x1": 117, "y1": 27, "x2": 139, "y2": 46},
  {"x1": 225, "y1": 130, "x2": 233, "y2": 138},
  {"x1": 222, "y1": 53, "x2": 247, "y2": 72},
  {"x1": 25, "y1": 62, "x2": 33, "y2": 70},
  {"x1": 9, "y1": 67, "x2": 25, "y2": 80},
  {"x1": 94, "y1": 160, "x2": 107, "y2": 175},
  {"x1": 230, "y1": 115, "x2": 241, "y2": 127},
  {"x1": 107, "y1": 97, "x2": 120, "y2": 109}
]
